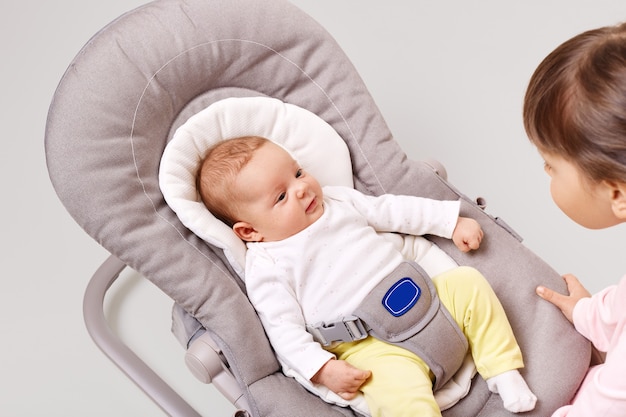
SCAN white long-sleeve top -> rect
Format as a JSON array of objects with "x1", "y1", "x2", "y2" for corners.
[{"x1": 244, "y1": 185, "x2": 461, "y2": 380}]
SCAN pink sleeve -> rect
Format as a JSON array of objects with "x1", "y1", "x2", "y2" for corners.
[
  {"x1": 573, "y1": 277, "x2": 626, "y2": 352},
  {"x1": 554, "y1": 276, "x2": 626, "y2": 416}
]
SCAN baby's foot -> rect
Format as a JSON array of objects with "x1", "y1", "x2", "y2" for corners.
[{"x1": 486, "y1": 370, "x2": 537, "y2": 413}]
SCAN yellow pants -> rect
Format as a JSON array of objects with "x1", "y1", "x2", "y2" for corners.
[{"x1": 327, "y1": 266, "x2": 524, "y2": 417}]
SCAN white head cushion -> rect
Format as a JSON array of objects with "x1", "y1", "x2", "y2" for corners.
[{"x1": 159, "y1": 96, "x2": 354, "y2": 276}]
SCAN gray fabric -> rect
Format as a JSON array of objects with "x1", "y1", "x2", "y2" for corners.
[
  {"x1": 45, "y1": 0, "x2": 590, "y2": 415},
  {"x1": 353, "y1": 261, "x2": 468, "y2": 391}
]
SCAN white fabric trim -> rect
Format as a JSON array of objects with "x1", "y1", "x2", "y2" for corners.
[{"x1": 159, "y1": 96, "x2": 354, "y2": 276}]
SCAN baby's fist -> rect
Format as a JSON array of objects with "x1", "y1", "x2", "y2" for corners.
[{"x1": 452, "y1": 217, "x2": 483, "y2": 252}]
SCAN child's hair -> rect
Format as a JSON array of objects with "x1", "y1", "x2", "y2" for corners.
[
  {"x1": 523, "y1": 22, "x2": 626, "y2": 184},
  {"x1": 197, "y1": 136, "x2": 269, "y2": 226}
]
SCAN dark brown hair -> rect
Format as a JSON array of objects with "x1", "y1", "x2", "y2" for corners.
[
  {"x1": 197, "y1": 136, "x2": 269, "y2": 226},
  {"x1": 523, "y1": 22, "x2": 626, "y2": 183}
]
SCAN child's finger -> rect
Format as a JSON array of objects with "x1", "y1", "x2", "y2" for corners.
[
  {"x1": 536, "y1": 285, "x2": 564, "y2": 307},
  {"x1": 467, "y1": 236, "x2": 481, "y2": 250},
  {"x1": 359, "y1": 369, "x2": 372, "y2": 382},
  {"x1": 536, "y1": 284, "x2": 575, "y2": 323},
  {"x1": 338, "y1": 391, "x2": 359, "y2": 400}
]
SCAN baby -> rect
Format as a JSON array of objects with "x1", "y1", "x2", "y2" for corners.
[{"x1": 198, "y1": 136, "x2": 536, "y2": 416}]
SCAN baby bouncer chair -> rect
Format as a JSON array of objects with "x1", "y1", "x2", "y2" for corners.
[{"x1": 45, "y1": 0, "x2": 591, "y2": 415}]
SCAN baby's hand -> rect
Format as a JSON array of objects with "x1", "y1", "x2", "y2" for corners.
[
  {"x1": 451, "y1": 216, "x2": 483, "y2": 252},
  {"x1": 310, "y1": 358, "x2": 371, "y2": 400},
  {"x1": 536, "y1": 274, "x2": 591, "y2": 323}
]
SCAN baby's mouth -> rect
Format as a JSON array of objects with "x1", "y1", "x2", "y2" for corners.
[{"x1": 306, "y1": 198, "x2": 317, "y2": 213}]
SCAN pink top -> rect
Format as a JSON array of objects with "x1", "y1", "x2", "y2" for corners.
[{"x1": 553, "y1": 276, "x2": 626, "y2": 416}]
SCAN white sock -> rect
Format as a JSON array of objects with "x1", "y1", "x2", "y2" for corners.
[{"x1": 486, "y1": 370, "x2": 537, "y2": 413}]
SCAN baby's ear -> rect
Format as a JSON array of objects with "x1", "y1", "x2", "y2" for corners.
[
  {"x1": 233, "y1": 221, "x2": 262, "y2": 242},
  {"x1": 608, "y1": 181, "x2": 626, "y2": 220}
]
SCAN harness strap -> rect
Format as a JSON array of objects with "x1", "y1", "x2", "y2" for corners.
[{"x1": 307, "y1": 261, "x2": 468, "y2": 391}]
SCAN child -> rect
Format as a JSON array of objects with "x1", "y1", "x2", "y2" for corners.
[
  {"x1": 198, "y1": 136, "x2": 537, "y2": 416},
  {"x1": 523, "y1": 22, "x2": 626, "y2": 417}
]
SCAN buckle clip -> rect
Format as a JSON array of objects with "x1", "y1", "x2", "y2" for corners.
[{"x1": 307, "y1": 315, "x2": 369, "y2": 346}]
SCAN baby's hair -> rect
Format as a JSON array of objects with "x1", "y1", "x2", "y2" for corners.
[
  {"x1": 523, "y1": 22, "x2": 626, "y2": 184},
  {"x1": 197, "y1": 136, "x2": 270, "y2": 226}
]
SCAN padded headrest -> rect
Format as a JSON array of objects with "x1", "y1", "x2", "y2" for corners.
[{"x1": 159, "y1": 96, "x2": 354, "y2": 276}]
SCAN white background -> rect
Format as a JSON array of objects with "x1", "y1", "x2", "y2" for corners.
[{"x1": 2, "y1": 1, "x2": 626, "y2": 416}]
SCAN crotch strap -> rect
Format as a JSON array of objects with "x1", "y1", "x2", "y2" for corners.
[{"x1": 307, "y1": 261, "x2": 469, "y2": 391}]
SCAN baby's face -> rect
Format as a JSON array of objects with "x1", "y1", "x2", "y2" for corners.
[{"x1": 232, "y1": 141, "x2": 324, "y2": 242}]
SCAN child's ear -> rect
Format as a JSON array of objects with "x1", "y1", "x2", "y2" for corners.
[
  {"x1": 233, "y1": 221, "x2": 262, "y2": 242},
  {"x1": 607, "y1": 181, "x2": 626, "y2": 220}
]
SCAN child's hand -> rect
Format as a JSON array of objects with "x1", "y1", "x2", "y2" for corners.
[
  {"x1": 451, "y1": 216, "x2": 484, "y2": 252},
  {"x1": 536, "y1": 274, "x2": 591, "y2": 323},
  {"x1": 310, "y1": 358, "x2": 371, "y2": 400}
]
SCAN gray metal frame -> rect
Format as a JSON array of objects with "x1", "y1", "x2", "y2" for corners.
[{"x1": 83, "y1": 254, "x2": 203, "y2": 416}]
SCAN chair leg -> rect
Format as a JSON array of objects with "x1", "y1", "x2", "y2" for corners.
[{"x1": 83, "y1": 254, "x2": 202, "y2": 417}]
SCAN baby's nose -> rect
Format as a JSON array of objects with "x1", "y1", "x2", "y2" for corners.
[{"x1": 296, "y1": 183, "x2": 308, "y2": 198}]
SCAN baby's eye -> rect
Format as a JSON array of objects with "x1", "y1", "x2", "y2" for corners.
[
  {"x1": 277, "y1": 192, "x2": 286, "y2": 202},
  {"x1": 295, "y1": 168, "x2": 303, "y2": 178}
]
